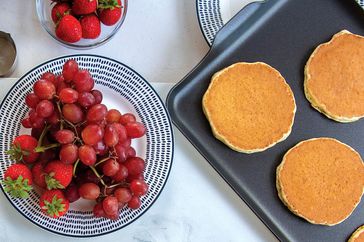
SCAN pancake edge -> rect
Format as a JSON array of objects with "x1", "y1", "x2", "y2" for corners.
[
  {"x1": 202, "y1": 62, "x2": 296, "y2": 154},
  {"x1": 304, "y1": 30, "x2": 364, "y2": 123},
  {"x1": 276, "y1": 137, "x2": 364, "y2": 226},
  {"x1": 348, "y1": 225, "x2": 364, "y2": 242}
]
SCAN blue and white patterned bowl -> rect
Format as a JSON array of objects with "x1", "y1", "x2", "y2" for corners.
[
  {"x1": 197, "y1": 0, "x2": 364, "y2": 46},
  {"x1": 0, "y1": 55, "x2": 174, "y2": 237}
]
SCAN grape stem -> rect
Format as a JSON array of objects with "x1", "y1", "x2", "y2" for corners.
[
  {"x1": 37, "y1": 124, "x2": 51, "y2": 148},
  {"x1": 89, "y1": 165, "x2": 106, "y2": 187},
  {"x1": 73, "y1": 159, "x2": 79, "y2": 177},
  {"x1": 56, "y1": 101, "x2": 64, "y2": 130},
  {"x1": 94, "y1": 157, "x2": 116, "y2": 167},
  {"x1": 64, "y1": 119, "x2": 83, "y2": 145}
]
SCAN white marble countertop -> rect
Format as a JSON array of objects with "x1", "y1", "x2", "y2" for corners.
[{"x1": 0, "y1": 1, "x2": 277, "y2": 241}]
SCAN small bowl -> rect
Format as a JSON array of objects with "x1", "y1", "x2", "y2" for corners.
[
  {"x1": 36, "y1": 0, "x2": 127, "y2": 49},
  {"x1": 0, "y1": 31, "x2": 17, "y2": 76}
]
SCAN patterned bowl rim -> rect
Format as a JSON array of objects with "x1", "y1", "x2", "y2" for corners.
[
  {"x1": 196, "y1": 0, "x2": 364, "y2": 47},
  {"x1": 0, "y1": 54, "x2": 175, "y2": 237}
]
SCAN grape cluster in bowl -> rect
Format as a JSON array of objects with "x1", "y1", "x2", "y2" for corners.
[{"x1": 2, "y1": 59, "x2": 148, "y2": 220}]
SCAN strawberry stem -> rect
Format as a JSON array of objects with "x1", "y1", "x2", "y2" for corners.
[{"x1": 35, "y1": 143, "x2": 60, "y2": 153}]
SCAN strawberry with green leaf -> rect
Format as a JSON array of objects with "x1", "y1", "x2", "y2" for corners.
[
  {"x1": 40, "y1": 189, "x2": 69, "y2": 218},
  {"x1": 97, "y1": 0, "x2": 122, "y2": 26},
  {"x1": 2, "y1": 164, "x2": 33, "y2": 198},
  {"x1": 7, "y1": 135, "x2": 39, "y2": 164},
  {"x1": 44, "y1": 160, "x2": 73, "y2": 190},
  {"x1": 51, "y1": 2, "x2": 71, "y2": 24}
]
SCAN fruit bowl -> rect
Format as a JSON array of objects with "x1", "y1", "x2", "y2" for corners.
[
  {"x1": 36, "y1": 0, "x2": 127, "y2": 49},
  {"x1": 0, "y1": 55, "x2": 174, "y2": 236}
]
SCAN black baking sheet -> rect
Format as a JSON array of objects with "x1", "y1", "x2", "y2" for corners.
[{"x1": 166, "y1": 0, "x2": 364, "y2": 241}]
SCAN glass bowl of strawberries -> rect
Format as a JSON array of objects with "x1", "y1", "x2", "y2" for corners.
[{"x1": 36, "y1": 0, "x2": 127, "y2": 49}]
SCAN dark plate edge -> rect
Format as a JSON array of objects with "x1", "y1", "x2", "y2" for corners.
[{"x1": 0, "y1": 54, "x2": 175, "y2": 238}]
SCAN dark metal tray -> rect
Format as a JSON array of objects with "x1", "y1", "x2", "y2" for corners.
[{"x1": 166, "y1": 0, "x2": 364, "y2": 241}]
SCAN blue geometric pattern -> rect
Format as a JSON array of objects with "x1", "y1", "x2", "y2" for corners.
[
  {"x1": 0, "y1": 55, "x2": 174, "y2": 237},
  {"x1": 197, "y1": 0, "x2": 364, "y2": 46}
]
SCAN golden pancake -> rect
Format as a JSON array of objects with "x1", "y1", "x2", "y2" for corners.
[
  {"x1": 276, "y1": 138, "x2": 364, "y2": 225},
  {"x1": 349, "y1": 225, "x2": 364, "y2": 242},
  {"x1": 202, "y1": 62, "x2": 296, "y2": 153},
  {"x1": 305, "y1": 30, "x2": 364, "y2": 122}
]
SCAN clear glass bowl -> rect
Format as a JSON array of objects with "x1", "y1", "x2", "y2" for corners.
[{"x1": 36, "y1": 0, "x2": 127, "y2": 49}]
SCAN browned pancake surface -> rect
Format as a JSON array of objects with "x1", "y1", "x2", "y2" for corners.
[
  {"x1": 305, "y1": 30, "x2": 364, "y2": 121},
  {"x1": 349, "y1": 225, "x2": 364, "y2": 242},
  {"x1": 277, "y1": 138, "x2": 364, "y2": 225},
  {"x1": 203, "y1": 62, "x2": 296, "y2": 152}
]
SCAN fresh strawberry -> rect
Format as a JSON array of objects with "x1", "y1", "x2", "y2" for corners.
[
  {"x1": 56, "y1": 15, "x2": 82, "y2": 43},
  {"x1": 40, "y1": 189, "x2": 69, "y2": 218},
  {"x1": 44, "y1": 160, "x2": 73, "y2": 190},
  {"x1": 80, "y1": 13, "x2": 101, "y2": 39},
  {"x1": 32, "y1": 162, "x2": 46, "y2": 189},
  {"x1": 51, "y1": 2, "x2": 71, "y2": 24},
  {"x1": 97, "y1": 0, "x2": 122, "y2": 26},
  {"x1": 2, "y1": 164, "x2": 32, "y2": 198},
  {"x1": 7, "y1": 135, "x2": 39, "y2": 163},
  {"x1": 72, "y1": 0, "x2": 97, "y2": 15}
]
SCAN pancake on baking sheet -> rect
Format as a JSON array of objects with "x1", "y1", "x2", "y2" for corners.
[
  {"x1": 276, "y1": 137, "x2": 364, "y2": 226},
  {"x1": 202, "y1": 62, "x2": 296, "y2": 153},
  {"x1": 349, "y1": 225, "x2": 364, "y2": 242},
  {"x1": 304, "y1": 30, "x2": 364, "y2": 122}
]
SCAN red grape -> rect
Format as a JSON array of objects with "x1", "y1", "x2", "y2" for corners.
[
  {"x1": 104, "y1": 124, "x2": 119, "y2": 147},
  {"x1": 78, "y1": 182, "x2": 100, "y2": 200},
  {"x1": 119, "y1": 113, "x2": 136, "y2": 125},
  {"x1": 64, "y1": 182, "x2": 80, "y2": 202},
  {"x1": 73, "y1": 70, "x2": 94, "y2": 92},
  {"x1": 54, "y1": 129, "x2": 75, "y2": 144},
  {"x1": 62, "y1": 59, "x2": 78, "y2": 82},
  {"x1": 102, "y1": 196, "x2": 118, "y2": 216},
  {"x1": 124, "y1": 157, "x2": 145, "y2": 176},
  {"x1": 125, "y1": 122, "x2": 146, "y2": 138},
  {"x1": 112, "y1": 123, "x2": 127, "y2": 143},
  {"x1": 106, "y1": 109, "x2": 121, "y2": 123},
  {"x1": 62, "y1": 103, "x2": 84, "y2": 123},
  {"x1": 29, "y1": 110, "x2": 45, "y2": 129},
  {"x1": 120, "y1": 138, "x2": 131, "y2": 149},
  {"x1": 111, "y1": 164, "x2": 128, "y2": 182},
  {"x1": 102, "y1": 159, "x2": 120, "y2": 177},
  {"x1": 86, "y1": 104, "x2": 107, "y2": 122},
  {"x1": 114, "y1": 188, "x2": 132, "y2": 203},
  {"x1": 126, "y1": 147, "x2": 136, "y2": 158},
  {"x1": 78, "y1": 145, "x2": 96, "y2": 165},
  {"x1": 93, "y1": 202, "x2": 106, "y2": 217},
  {"x1": 130, "y1": 179, "x2": 148, "y2": 196},
  {"x1": 36, "y1": 100, "x2": 54, "y2": 118},
  {"x1": 128, "y1": 196, "x2": 141, "y2": 209},
  {"x1": 25, "y1": 93, "x2": 40, "y2": 108},
  {"x1": 78, "y1": 92, "x2": 95, "y2": 108},
  {"x1": 33, "y1": 79, "x2": 56, "y2": 100},
  {"x1": 114, "y1": 143, "x2": 127, "y2": 162},
  {"x1": 46, "y1": 111, "x2": 60, "y2": 124},
  {"x1": 56, "y1": 80, "x2": 70, "y2": 95},
  {"x1": 126, "y1": 173, "x2": 144, "y2": 183},
  {"x1": 60, "y1": 144, "x2": 78, "y2": 164},
  {"x1": 41, "y1": 72, "x2": 57, "y2": 87},
  {"x1": 81, "y1": 124, "x2": 103, "y2": 145},
  {"x1": 91, "y1": 90, "x2": 103, "y2": 104},
  {"x1": 21, "y1": 117, "x2": 32, "y2": 128},
  {"x1": 93, "y1": 140, "x2": 108, "y2": 156},
  {"x1": 59, "y1": 88, "x2": 79, "y2": 104}
]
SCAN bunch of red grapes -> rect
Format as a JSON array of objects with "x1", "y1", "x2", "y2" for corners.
[{"x1": 21, "y1": 59, "x2": 148, "y2": 219}]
